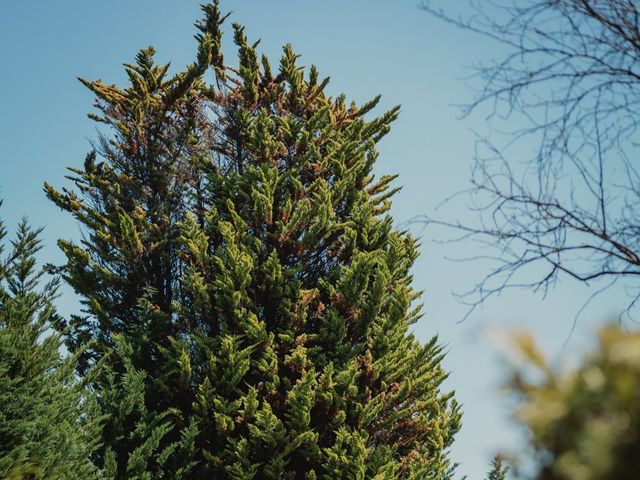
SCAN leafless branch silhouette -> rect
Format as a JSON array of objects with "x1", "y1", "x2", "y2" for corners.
[{"x1": 419, "y1": 0, "x2": 640, "y2": 319}]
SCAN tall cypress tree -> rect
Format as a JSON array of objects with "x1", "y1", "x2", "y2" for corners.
[
  {"x1": 0, "y1": 212, "x2": 101, "y2": 479},
  {"x1": 47, "y1": 3, "x2": 461, "y2": 478}
]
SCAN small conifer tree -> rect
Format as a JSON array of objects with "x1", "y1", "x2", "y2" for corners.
[
  {"x1": 485, "y1": 457, "x2": 509, "y2": 480},
  {"x1": 0, "y1": 211, "x2": 101, "y2": 479},
  {"x1": 47, "y1": 3, "x2": 461, "y2": 478}
]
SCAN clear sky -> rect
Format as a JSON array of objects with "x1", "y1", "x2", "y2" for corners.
[{"x1": 0, "y1": 1, "x2": 628, "y2": 477}]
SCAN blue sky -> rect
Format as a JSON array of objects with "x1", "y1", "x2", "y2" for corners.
[{"x1": 0, "y1": 1, "x2": 628, "y2": 477}]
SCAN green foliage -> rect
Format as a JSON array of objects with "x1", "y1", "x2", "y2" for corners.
[
  {"x1": 485, "y1": 457, "x2": 508, "y2": 480},
  {"x1": 0, "y1": 213, "x2": 101, "y2": 479},
  {"x1": 46, "y1": 2, "x2": 461, "y2": 478},
  {"x1": 507, "y1": 326, "x2": 640, "y2": 479}
]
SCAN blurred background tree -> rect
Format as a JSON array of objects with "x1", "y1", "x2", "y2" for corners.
[{"x1": 506, "y1": 324, "x2": 640, "y2": 479}]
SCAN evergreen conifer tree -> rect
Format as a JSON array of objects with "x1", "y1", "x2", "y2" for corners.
[
  {"x1": 46, "y1": 3, "x2": 461, "y2": 478},
  {"x1": 0, "y1": 211, "x2": 101, "y2": 479}
]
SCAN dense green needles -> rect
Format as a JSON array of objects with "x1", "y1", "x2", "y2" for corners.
[{"x1": 44, "y1": 2, "x2": 460, "y2": 478}]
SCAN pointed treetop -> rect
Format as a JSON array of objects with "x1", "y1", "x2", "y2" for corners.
[{"x1": 195, "y1": 1, "x2": 230, "y2": 81}]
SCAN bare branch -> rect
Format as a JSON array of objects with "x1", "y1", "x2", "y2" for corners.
[{"x1": 417, "y1": 0, "x2": 640, "y2": 318}]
